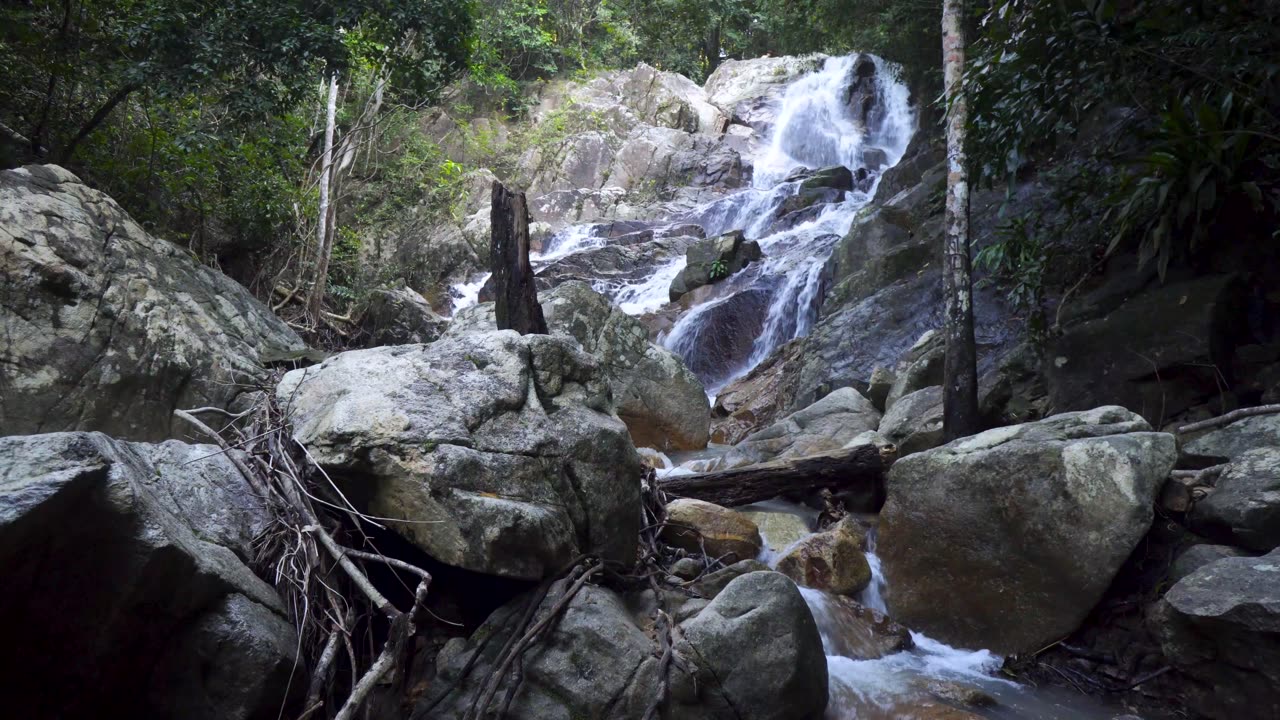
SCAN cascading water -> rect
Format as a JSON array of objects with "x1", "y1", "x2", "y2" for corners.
[{"x1": 659, "y1": 54, "x2": 916, "y2": 395}]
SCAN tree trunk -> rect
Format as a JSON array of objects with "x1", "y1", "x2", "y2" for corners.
[
  {"x1": 56, "y1": 82, "x2": 140, "y2": 164},
  {"x1": 658, "y1": 443, "x2": 894, "y2": 509},
  {"x1": 308, "y1": 73, "x2": 340, "y2": 320},
  {"x1": 941, "y1": 0, "x2": 979, "y2": 440},
  {"x1": 490, "y1": 181, "x2": 548, "y2": 335}
]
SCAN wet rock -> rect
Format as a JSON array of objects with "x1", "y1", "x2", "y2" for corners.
[
  {"x1": 1169, "y1": 543, "x2": 1247, "y2": 584},
  {"x1": 1182, "y1": 413, "x2": 1280, "y2": 464},
  {"x1": 776, "y1": 517, "x2": 872, "y2": 596},
  {"x1": 880, "y1": 406, "x2": 1177, "y2": 655},
  {"x1": 798, "y1": 165, "x2": 855, "y2": 193},
  {"x1": 449, "y1": 282, "x2": 711, "y2": 450},
  {"x1": 668, "y1": 285, "x2": 773, "y2": 387},
  {"x1": 1153, "y1": 549, "x2": 1280, "y2": 720},
  {"x1": 535, "y1": 234, "x2": 695, "y2": 292},
  {"x1": 710, "y1": 340, "x2": 806, "y2": 444},
  {"x1": 662, "y1": 498, "x2": 764, "y2": 563},
  {"x1": 0, "y1": 164, "x2": 306, "y2": 441},
  {"x1": 358, "y1": 287, "x2": 447, "y2": 347},
  {"x1": 879, "y1": 386, "x2": 946, "y2": 457},
  {"x1": 808, "y1": 592, "x2": 914, "y2": 660},
  {"x1": 1188, "y1": 447, "x2": 1280, "y2": 551},
  {"x1": 743, "y1": 511, "x2": 812, "y2": 555},
  {"x1": 278, "y1": 331, "x2": 641, "y2": 579},
  {"x1": 1044, "y1": 275, "x2": 1250, "y2": 426},
  {"x1": 923, "y1": 680, "x2": 997, "y2": 708},
  {"x1": 428, "y1": 570, "x2": 826, "y2": 720},
  {"x1": 712, "y1": 387, "x2": 881, "y2": 470},
  {"x1": 0, "y1": 432, "x2": 295, "y2": 719},
  {"x1": 669, "y1": 230, "x2": 763, "y2": 302}
]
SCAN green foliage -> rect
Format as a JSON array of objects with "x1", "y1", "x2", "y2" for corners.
[
  {"x1": 968, "y1": 0, "x2": 1280, "y2": 279},
  {"x1": 708, "y1": 258, "x2": 730, "y2": 280},
  {"x1": 975, "y1": 215, "x2": 1046, "y2": 335}
]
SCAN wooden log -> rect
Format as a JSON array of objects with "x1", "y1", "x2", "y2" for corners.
[
  {"x1": 490, "y1": 181, "x2": 547, "y2": 335},
  {"x1": 659, "y1": 443, "x2": 895, "y2": 509}
]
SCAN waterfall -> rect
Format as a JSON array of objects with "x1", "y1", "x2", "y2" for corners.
[
  {"x1": 661, "y1": 54, "x2": 916, "y2": 395},
  {"x1": 448, "y1": 54, "x2": 916, "y2": 398}
]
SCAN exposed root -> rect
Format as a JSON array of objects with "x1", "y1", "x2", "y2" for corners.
[{"x1": 175, "y1": 387, "x2": 434, "y2": 720}]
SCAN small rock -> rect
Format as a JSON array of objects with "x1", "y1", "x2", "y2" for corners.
[
  {"x1": 925, "y1": 680, "x2": 998, "y2": 708},
  {"x1": 690, "y1": 559, "x2": 771, "y2": 599},
  {"x1": 670, "y1": 557, "x2": 705, "y2": 580},
  {"x1": 662, "y1": 499, "x2": 764, "y2": 563},
  {"x1": 806, "y1": 591, "x2": 913, "y2": 660}
]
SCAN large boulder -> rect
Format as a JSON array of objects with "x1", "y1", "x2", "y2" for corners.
[
  {"x1": 879, "y1": 386, "x2": 945, "y2": 457},
  {"x1": 1153, "y1": 550, "x2": 1280, "y2": 720},
  {"x1": 0, "y1": 164, "x2": 306, "y2": 441},
  {"x1": 278, "y1": 331, "x2": 642, "y2": 579},
  {"x1": 712, "y1": 387, "x2": 881, "y2": 470},
  {"x1": 705, "y1": 55, "x2": 826, "y2": 125},
  {"x1": 358, "y1": 286, "x2": 447, "y2": 347},
  {"x1": 1189, "y1": 447, "x2": 1280, "y2": 551},
  {"x1": 675, "y1": 571, "x2": 829, "y2": 719},
  {"x1": 449, "y1": 282, "x2": 710, "y2": 450},
  {"x1": 0, "y1": 432, "x2": 295, "y2": 719},
  {"x1": 669, "y1": 230, "x2": 763, "y2": 303},
  {"x1": 426, "y1": 570, "x2": 828, "y2": 720},
  {"x1": 879, "y1": 406, "x2": 1177, "y2": 654}
]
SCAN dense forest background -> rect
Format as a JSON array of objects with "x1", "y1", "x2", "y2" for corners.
[{"x1": 1, "y1": 0, "x2": 1276, "y2": 323}]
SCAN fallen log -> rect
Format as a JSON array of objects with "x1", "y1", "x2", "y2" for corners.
[{"x1": 659, "y1": 442, "x2": 896, "y2": 509}]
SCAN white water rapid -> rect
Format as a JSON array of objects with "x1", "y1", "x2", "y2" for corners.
[{"x1": 744, "y1": 505, "x2": 1124, "y2": 720}]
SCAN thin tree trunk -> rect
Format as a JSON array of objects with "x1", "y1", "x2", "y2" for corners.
[
  {"x1": 308, "y1": 73, "x2": 340, "y2": 319},
  {"x1": 941, "y1": 0, "x2": 979, "y2": 440},
  {"x1": 56, "y1": 82, "x2": 140, "y2": 163},
  {"x1": 490, "y1": 181, "x2": 547, "y2": 335}
]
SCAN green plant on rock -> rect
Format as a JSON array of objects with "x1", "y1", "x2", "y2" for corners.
[
  {"x1": 976, "y1": 215, "x2": 1047, "y2": 337},
  {"x1": 709, "y1": 259, "x2": 730, "y2": 280}
]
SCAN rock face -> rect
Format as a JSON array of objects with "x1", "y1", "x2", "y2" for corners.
[
  {"x1": 669, "y1": 230, "x2": 763, "y2": 302},
  {"x1": 278, "y1": 330, "x2": 642, "y2": 579},
  {"x1": 0, "y1": 432, "x2": 295, "y2": 719},
  {"x1": 1189, "y1": 447, "x2": 1280, "y2": 551},
  {"x1": 710, "y1": 340, "x2": 806, "y2": 444},
  {"x1": 449, "y1": 281, "x2": 710, "y2": 450},
  {"x1": 1153, "y1": 550, "x2": 1280, "y2": 720},
  {"x1": 879, "y1": 407, "x2": 1177, "y2": 654},
  {"x1": 1044, "y1": 275, "x2": 1248, "y2": 425},
  {"x1": 427, "y1": 570, "x2": 828, "y2": 720},
  {"x1": 713, "y1": 387, "x2": 881, "y2": 470},
  {"x1": 663, "y1": 498, "x2": 764, "y2": 563},
  {"x1": 0, "y1": 164, "x2": 306, "y2": 441},
  {"x1": 358, "y1": 286, "x2": 448, "y2": 346}
]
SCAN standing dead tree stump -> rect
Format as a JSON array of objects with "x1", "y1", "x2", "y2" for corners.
[{"x1": 490, "y1": 181, "x2": 547, "y2": 334}]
